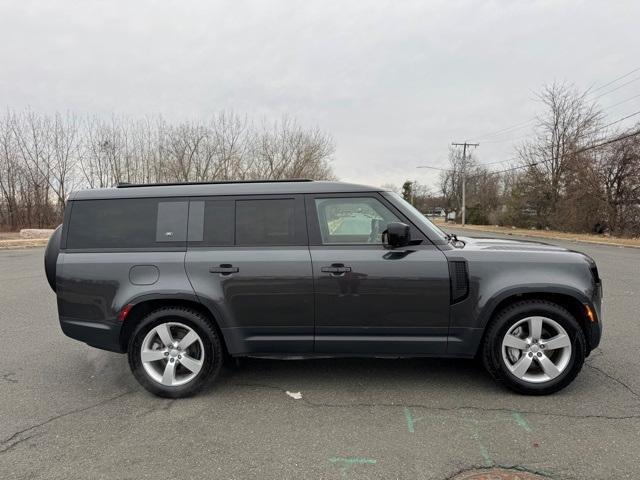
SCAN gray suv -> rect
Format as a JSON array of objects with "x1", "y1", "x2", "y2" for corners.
[{"x1": 44, "y1": 180, "x2": 602, "y2": 397}]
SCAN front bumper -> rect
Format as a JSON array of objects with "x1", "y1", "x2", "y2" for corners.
[
  {"x1": 585, "y1": 318, "x2": 602, "y2": 354},
  {"x1": 585, "y1": 281, "x2": 603, "y2": 353}
]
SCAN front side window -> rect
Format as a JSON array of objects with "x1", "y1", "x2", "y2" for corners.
[{"x1": 314, "y1": 197, "x2": 401, "y2": 244}]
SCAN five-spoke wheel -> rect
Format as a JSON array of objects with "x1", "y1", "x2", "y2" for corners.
[
  {"x1": 483, "y1": 299, "x2": 586, "y2": 395},
  {"x1": 501, "y1": 316, "x2": 572, "y2": 383},
  {"x1": 141, "y1": 322, "x2": 205, "y2": 387}
]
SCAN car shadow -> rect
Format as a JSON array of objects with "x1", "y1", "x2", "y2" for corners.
[{"x1": 209, "y1": 356, "x2": 501, "y2": 396}]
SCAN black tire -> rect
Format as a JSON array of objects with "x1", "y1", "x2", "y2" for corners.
[
  {"x1": 482, "y1": 299, "x2": 586, "y2": 395},
  {"x1": 127, "y1": 307, "x2": 223, "y2": 398}
]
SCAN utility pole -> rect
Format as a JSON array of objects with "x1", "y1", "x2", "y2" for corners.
[{"x1": 451, "y1": 142, "x2": 479, "y2": 227}]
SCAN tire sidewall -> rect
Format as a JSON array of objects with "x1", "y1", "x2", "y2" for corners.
[
  {"x1": 489, "y1": 302, "x2": 585, "y2": 394},
  {"x1": 128, "y1": 308, "x2": 221, "y2": 398}
]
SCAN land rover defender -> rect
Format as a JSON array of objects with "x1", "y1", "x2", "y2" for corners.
[{"x1": 44, "y1": 180, "x2": 602, "y2": 397}]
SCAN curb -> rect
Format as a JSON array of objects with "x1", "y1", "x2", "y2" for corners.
[{"x1": 0, "y1": 240, "x2": 48, "y2": 250}]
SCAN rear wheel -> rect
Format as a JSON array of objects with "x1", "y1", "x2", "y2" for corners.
[
  {"x1": 128, "y1": 307, "x2": 223, "y2": 398},
  {"x1": 483, "y1": 299, "x2": 586, "y2": 395}
]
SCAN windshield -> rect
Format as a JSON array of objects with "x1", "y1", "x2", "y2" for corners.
[{"x1": 384, "y1": 192, "x2": 449, "y2": 243}]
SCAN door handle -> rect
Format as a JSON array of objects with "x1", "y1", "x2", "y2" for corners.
[
  {"x1": 209, "y1": 264, "x2": 239, "y2": 275},
  {"x1": 321, "y1": 264, "x2": 352, "y2": 275}
]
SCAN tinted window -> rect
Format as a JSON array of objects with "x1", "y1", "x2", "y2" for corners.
[
  {"x1": 314, "y1": 197, "x2": 401, "y2": 244},
  {"x1": 236, "y1": 199, "x2": 298, "y2": 246},
  {"x1": 67, "y1": 198, "x2": 187, "y2": 249},
  {"x1": 157, "y1": 202, "x2": 188, "y2": 242},
  {"x1": 188, "y1": 200, "x2": 235, "y2": 246}
]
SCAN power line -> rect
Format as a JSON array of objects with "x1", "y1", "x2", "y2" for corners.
[
  {"x1": 480, "y1": 156, "x2": 520, "y2": 166},
  {"x1": 416, "y1": 165, "x2": 451, "y2": 171},
  {"x1": 477, "y1": 109, "x2": 640, "y2": 166},
  {"x1": 466, "y1": 66, "x2": 640, "y2": 142},
  {"x1": 471, "y1": 95, "x2": 640, "y2": 146},
  {"x1": 590, "y1": 109, "x2": 640, "y2": 135},
  {"x1": 478, "y1": 128, "x2": 640, "y2": 178},
  {"x1": 592, "y1": 76, "x2": 640, "y2": 100},
  {"x1": 590, "y1": 67, "x2": 640, "y2": 93},
  {"x1": 418, "y1": 129, "x2": 640, "y2": 177},
  {"x1": 470, "y1": 119, "x2": 536, "y2": 143},
  {"x1": 604, "y1": 92, "x2": 640, "y2": 111},
  {"x1": 417, "y1": 107, "x2": 640, "y2": 173}
]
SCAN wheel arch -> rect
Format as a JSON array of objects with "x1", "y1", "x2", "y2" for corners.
[
  {"x1": 118, "y1": 295, "x2": 229, "y2": 356},
  {"x1": 477, "y1": 288, "x2": 595, "y2": 356}
]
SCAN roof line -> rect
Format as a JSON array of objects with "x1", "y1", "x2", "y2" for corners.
[{"x1": 116, "y1": 179, "x2": 314, "y2": 188}]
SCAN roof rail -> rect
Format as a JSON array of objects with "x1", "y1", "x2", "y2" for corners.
[{"x1": 116, "y1": 179, "x2": 314, "y2": 188}]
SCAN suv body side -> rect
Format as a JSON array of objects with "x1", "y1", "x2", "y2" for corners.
[{"x1": 53, "y1": 182, "x2": 602, "y2": 360}]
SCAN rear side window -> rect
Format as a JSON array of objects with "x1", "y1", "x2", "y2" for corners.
[
  {"x1": 66, "y1": 199, "x2": 188, "y2": 249},
  {"x1": 236, "y1": 199, "x2": 300, "y2": 246},
  {"x1": 187, "y1": 200, "x2": 235, "y2": 246}
]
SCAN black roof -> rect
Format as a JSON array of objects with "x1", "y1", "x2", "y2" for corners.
[{"x1": 70, "y1": 180, "x2": 382, "y2": 200}]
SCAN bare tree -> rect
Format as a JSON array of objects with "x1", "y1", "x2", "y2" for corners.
[
  {"x1": 11, "y1": 109, "x2": 55, "y2": 227},
  {"x1": 0, "y1": 112, "x2": 21, "y2": 229},
  {"x1": 250, "y1": 117, "x2": 335, "y2": 180},
  {"x1": 517, "y1": 83, "x2": 602, "y2": 227},
  {"x1": 49, "y1": 112, "x2": 80, "y2": 211},
  {"x1": 591, "y1": 128, "x2": 640, "y2": 234},
  {"x1": 439, "y1": 146, "x2": 471, "y2": 221},
  {"x1": 0, "y1": 109, "x2": 336, "y2": 230}
]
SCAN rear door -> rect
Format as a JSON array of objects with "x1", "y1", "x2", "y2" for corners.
[
  {"x1": 185, "y1": 195, "x2": 314, "y2": 355},
  {"x1": 307, "y1": 193, "x2": 451, "y2": 355}
]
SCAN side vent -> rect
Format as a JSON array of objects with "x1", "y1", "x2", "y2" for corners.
[{"x1": 448, "y1": 260, "x2": 469, "y2": 304}]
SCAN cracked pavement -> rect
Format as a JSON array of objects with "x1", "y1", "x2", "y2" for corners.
[{"x1": 0, "y1": 232, "x2": 639, "y2": 479}]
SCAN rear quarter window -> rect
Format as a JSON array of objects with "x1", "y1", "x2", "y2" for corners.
[{"x1": 66, "y1": 198, "x2": 188, "y2": 249}]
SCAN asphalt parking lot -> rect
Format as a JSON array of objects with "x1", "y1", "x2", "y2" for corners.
[{"x1": 1, "y1": 232, "x2": 639, "y2": 480}]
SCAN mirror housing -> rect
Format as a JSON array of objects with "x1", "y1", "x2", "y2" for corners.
[{"x1": 383, "y1": 222, "x2": 411, "y2": 248}]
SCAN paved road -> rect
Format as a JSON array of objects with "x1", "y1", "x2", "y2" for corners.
[{"x1": 1, "y1": 234, "x2": 639, "y2": 479}]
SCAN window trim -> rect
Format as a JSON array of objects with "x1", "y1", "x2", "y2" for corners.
[
  {"x1": 304, "y1": 192, "x2": 429, "y2": 247},
  {"x1": 186, "y1": 194, "x2": 308, "y2": 248},
  {"x1": 62, "y1": 197, "x2": 189, "y2": 252},
  {"x1": 186, "y1": 198, "x2": 236, "y2": 246}
]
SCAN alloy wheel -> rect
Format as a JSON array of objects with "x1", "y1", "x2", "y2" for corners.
[
  {"x1": 501, "y1": 316, "x2": 572, "y2": 383},
  {"x1": 140, "y1": 322, "x2": 205, "y2": 386}
]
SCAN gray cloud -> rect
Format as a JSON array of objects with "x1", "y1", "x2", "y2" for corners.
[{"x1": 1, "y1": 0, "x2": 638, "y2": 189}]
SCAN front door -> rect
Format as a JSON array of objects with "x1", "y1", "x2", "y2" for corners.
[
  {"x1": 185, "y1": 195, "x2": 314, "y2": 355},
  {"x1": 307, "y1": 193, "x2": 451, "y2": 355}
]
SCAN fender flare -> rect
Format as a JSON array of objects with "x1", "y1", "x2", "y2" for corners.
[
  {"x1": 477, "y1": 284, "x2": 592, "y2": 329},
  {"x1": 117, "y1": 292, "x2": 232, "y2": 350}
]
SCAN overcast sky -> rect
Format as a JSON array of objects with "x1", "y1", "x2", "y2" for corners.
[{"x1": 1, "y1": 0, "x2": 638, "y2": 189}]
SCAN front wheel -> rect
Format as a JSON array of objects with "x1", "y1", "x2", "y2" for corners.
[
  {"x1": 128, "y1": 307, "x2": 223, "y2": 398},
  {"x1": 482, "y1": 299, "x2": 586, "y2": 395}
]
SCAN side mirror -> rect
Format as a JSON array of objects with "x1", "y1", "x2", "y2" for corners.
[{"x1": 382, "y1": 222, "x2": 411, "y2": 248}]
